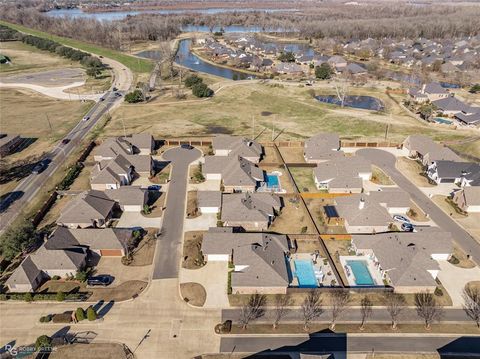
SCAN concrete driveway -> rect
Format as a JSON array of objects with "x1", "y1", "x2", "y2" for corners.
[
  {"x1": 179, "y1": 261, "x2": 229, "y2": 308},
  {"x1": 184, "y1": 213, "x2": 217, "y2": 231},
  {"x1": 437, "y1": 260, "x2": 480, "y2": 307},
  {"x1": 188, "y1": 179, "x2": 221, "y2": 191},
  {"x1": 94, "y1": 257, "x2": 150, "y2": 287},
  {"x1": 152, "y1": 147, "x2": 202, "y2": 279},
  {"x1": 116, "y1": 212, "x2": 162, "y2": 229},
  {"x1": 357, "y1": 148, "x2": 480, "y2": 264}
]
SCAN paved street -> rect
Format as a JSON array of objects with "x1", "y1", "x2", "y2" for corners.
[
  {"x1": 152, "y1": 147, "x2": 202, "y2": 279},
  {"x1": 357, "y1": 148, "x2": 480, "y2": 264}
]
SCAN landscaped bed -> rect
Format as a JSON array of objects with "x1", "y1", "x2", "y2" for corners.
[
  {"x1": 371, "y1": 165, "x2": 394, "y2": 185},
  {"x1": 180, "y1": 282, "x2": 207, "y2": 307},
  {"x1": 182, "y1": 231, "x2": 206, "y2": 269},
  {"x1": 186, "y1": 191, "x2": 199, "y2": 218}
]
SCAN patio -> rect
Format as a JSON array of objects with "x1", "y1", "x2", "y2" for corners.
[{"x1": 340, "y1": 255, "x2": 384, "y2": 287}]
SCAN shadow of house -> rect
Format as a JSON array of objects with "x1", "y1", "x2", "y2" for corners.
[{"x1": 437, "y1": 336, "x2": 480, "y2": 358}]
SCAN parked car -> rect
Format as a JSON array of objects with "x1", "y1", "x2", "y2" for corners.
[
  {"x1": 148, "y1": 185, "x2": 161, "y2": 191},
  {"x1": 61, "y1": 138, "x2": 71, "y2": 145},
  {"x1": 82, "y1": 116, "x2": 90, "y2": 122},
  {"x1": 181, "y1": 144, "x2": 193, "y2": 150},
  {"x1": 393, "y1": 215, "x2": 410, "y2": 224},
  {"x1": 401, "y1": 223, "x2": 415, "y2": 232},
  {"x1": 87, "y1": 275, "x2": 113, "y2": 287}
]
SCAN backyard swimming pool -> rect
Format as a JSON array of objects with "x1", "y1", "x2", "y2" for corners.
[
  {"x1": 346, "y1": 260, "x2": 375, "y2": 286},
  {"x1": 265, "y1": 173, "x2": 280, "y2": 189},
  {"x1": 434, "y1": 117, "x2": 453, "y2": 125},
  {"x1": 294, "y1": 259, "x2": 318, "y2": 288}
]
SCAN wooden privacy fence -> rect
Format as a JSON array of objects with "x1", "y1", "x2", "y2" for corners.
[{"x1": 301, "y1": 192, "x2": 352, "y2": 199}]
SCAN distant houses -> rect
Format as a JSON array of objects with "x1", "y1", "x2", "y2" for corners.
[{"x1": 402, "y1": 135, "x2": 461, "y2": 166}]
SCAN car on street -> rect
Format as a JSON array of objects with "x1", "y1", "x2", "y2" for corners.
[
  {"x1": 393, "y1": 215, "x2": 410, "y2": 224},
  {"x1": 181, "y1": 144, "x2": 193, "y2": 150},
  {"x1": 61, "y1": 139, "x2": 71, "y2": 145},
  {"x1": 112, "y1": 87, "x2": 118, "y2": 91},
  {"x1": 148, "y1": 185, "x2": 161, "y2": 191},
  {"x1": 99, "y1": 96, "x2": 105, "y2": 102},
  {"x1": 401, "y1": 222, "x2": 415, "y2": 232},
  {"x1": 114, "y1": 92, "x2": 122, "y2": 97},
  {"x1": 82, "y1": 116, "x2": 90, "y2": 122},
  {"x1": 32, "y1": 159, "x2": 50, "y2": 174},
  {"x1": 87, "y1": 275, "x2": 113, "y2": 287}
]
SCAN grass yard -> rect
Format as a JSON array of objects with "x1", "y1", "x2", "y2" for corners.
[
  {"x1": 450, "y1": 245, "x2": 476, "y2": 269},
  {"x1": 396, "y1": 157, "x2": 432, "y2": 187},
  {"x1": 182, "y1": 231, "x2": 206, "y2": 269},
  {"x1": 0, "y1": 21, "x2": 153, "y2": 74},
  {"x1": 269, "y1": 197, "x2": 316, "y2": 234},
  {"x1": 449, "y1": 139, "x2": 480, "y2": 160},
  {"x1": 289, "y1": 167, "x2": 317, "y2": 193},
  {"x1": 278, "y1": 146, "x2": 305, "y2": 163},
  {"x1": 0, "y1": 41, "x2": 77, "y2": 74},
  {"x1": 51, "y1": 343, "x2": 132, "y2": 359}
]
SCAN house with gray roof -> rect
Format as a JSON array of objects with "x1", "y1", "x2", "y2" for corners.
[
  {"x1": 313, "y1": 155, "x2": 372, "y2": 193},
  {"x1": 212, "y1": 135, "x2": 263, "y2": 163},
  {"x1": 105, "y1": 186, "x2": 147, "y2": 212},
  {"x1": 221, "y1": 192, "x2": 282, "y2": 230},
  {"x1": 201, "y1": 227, "x2": 291, "y2": 294},
  {"x1": 351, "y1": 228, "x2": 453, "y2": 293},
  {"x1": 198, "y1": 191, "x2": 222, "y2": 214},
  {"x1": 408, "y1": 82, "x2": 449, "y2": 103},
  {"x1": 5, "y1": 257, "x2": 46, "y2": 293},
  {"x1": 454, "y1": 111, "x2": 480, "y2": 127},
  {"x1": 427, "y1": 160, "x2": 480, "y2": 185},
  {"x1": 57, "y1": 190, "x2": 117, "y2": 229},
  {"x1": 452, "y1": 187, "x2": 480, "y2": 213},
  {"x1": 402, "y1": 135, "x2": 461, "y2": 166},
  {"x1": 203, "y1": 155, "x2": 265, "y2": 193},
  {"x1": 304, "y1": 133, "x2": 342, "y2": 163},
  {"x1": 90, "y1": 154, "x2": 133, "y2": 190},
  {"x1": 94, "y1": 135, "x2": 153, "y2": 160},
  {"x1": 432, "y1": 96, "x2": 477, "y2": 116}
]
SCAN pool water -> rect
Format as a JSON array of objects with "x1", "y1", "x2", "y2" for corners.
[
  {"x1": 315, "y1": 95, "x2": 385, "y2": 111},
  {"x1": 434, "y1": 117, "x2": 453, "y2": 125},
  {"x1": 265, "y1": 173, "x2": 280, "y2": 189},
  {"x1": 294, "y1": 260, "x2": 318, "y2": 287},
  {"x1": 346, "y1": 260, "x2": 375, "y2": 286}
]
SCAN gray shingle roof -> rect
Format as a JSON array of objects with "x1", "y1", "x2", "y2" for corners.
[
  {"x1": 314, "y1": 155, "x2": 371, "y2": 190},
  {"x1": 5, "y1": 256, "x2": 43, "y2": 288},
  {"x1": 46, "y1": 227, "x2": 127, "y2": 251},
  {"x1": 304, "y1": 133, "x2": 342, "y2": 162},
  {"x1": 204, "y1": 155, "x2": 265, "y2": 187},
  {"x1": 105, "y1": 186, "x2": 146, "y2": 207},
  {"x1": 434, "y1": 161, "x2": 480, "y2": 179},
  {"x1": 221, "y1": 193, "x2": 281, "y2": 224},
  {"x1": 212, "y1": 135, "x2": 263, "y2": 161},
  {"x1": 198, "y1": 191, "x2": 222, "y2": 208}
]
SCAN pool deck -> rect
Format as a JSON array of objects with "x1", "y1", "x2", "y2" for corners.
[
  {"x1": 289, "y1": 253, "x2": 336, "y2": 287},
  {"x1": 339, "y1": 255, "x2": 384, "y2": 287}
]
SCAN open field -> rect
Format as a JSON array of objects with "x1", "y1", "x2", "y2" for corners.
[
  {"x1": 0, "y1": 21, "x2": 153, "y2": 74},
  {"x1": 102, "y1": 82, "x2": 474, "y2": 157},
  {"x1": 0, "y1": 41, "x2": 77, "y2": 74}
]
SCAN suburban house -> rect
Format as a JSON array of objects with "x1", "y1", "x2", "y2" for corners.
[
  {"x1": 351, "y1": 228, "x2": 453, "y2": 293},
  {"x1": 452, "y1": 187, "x2": 480, "y2": 213},
  {"x1": 57, "y1": 190, "x2": 117, "y2": 229},
  {"x1": 221, "y1": 192, "x2": 282, "y2": 230},
  {"x1": 408, "y1": 82, "x2": 449, "y2": 103},
  {"x1": 93, "y1": 135, "x2": 154, "y2": 162},
  {"x1": 331, "y1": 189, "x2": 410, "y2": 233},
  {"x1": 198, "y1": 191, "x2": 222, "y2": 214},
  {"x1": 201, "y1": 227, "x2": 291, "y2": 294},
  {"x1": 0, "y1": 133, "x2": 22, "y2": 157},
  {"x1": 327, "y1": 55, "x2": 348, "y2": 70},
  {"x1": 90, "y1": 154, "x2": 134, "y2": 190},
  {"x1": 105, "y1": 186, "x2": 147, "y2": 212},
  {"x1": 203, "y1": 155, "x2": 265, "y2": 193},
  {"x1": 427, "y1": 160, "x2": 480, "y2": 185},
  {"x1": 402, "y1": 135, "x2": 460, "y2": 166},
  {"x1": 454, "y1": 112, "x2": 480, "y2": 127},
  {"x1": 313, "y1": 155, "x2": 372, "y2": 193},
  {"x1": 432, "y1": 96, "x2": 478, "y2": 117},
  {"x1": 304, "y1": 133, "x2": 343, "y2": 163},
  {"x1": 211, "y1": 135, "x2": 263, "y2": 163}
]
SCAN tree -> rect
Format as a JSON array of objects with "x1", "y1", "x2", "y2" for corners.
[
  {"x1": 419, "y1": 103, "x2": 435, "y2": 120},
  {"x1": 329, "y1": 289, "x2": 350, "y2": 330},
  {"x1": 462, "y1": 286, "x2": 480, "y2": 328},
  {"x1": 124, "y1": 89, "x2": 144, "y2": 103},
  {"x1": 315, "y1": 63, "x2": 333, "y2": 80},
  {"x1": 277, "y1": 51, "x2": 295, "y2": 63},
  {"x1": 0, "y1": 220, "x2": 36, "y2": 260},
  {"x1": 87, "y1": 306, "x2": 97, "y2": 321},
  {"x1": 469, "y1": 84, "x2": 480, "y2": 94},
  {"x1": 238, "y1": 293, "x2": 267, "y2": 330},
  {"x1": 76, "y1": 307, "x2": 86, "y2": 321},
  {"x1": 75, "y1": 269, "x2": 89, "y2": 282},
  {"x1": 86, "y1": 66, "x2": 102, "y2": 78},
  {"x1": 414, "y1": 291, "x2": 443, "y2": 329},
  {"x1": 359, "y1": 296, "x2": 373, "y2": 330},
  {"x1": 301, "y1": 290, "x2": 324, "y2": 331},
  {"x1": 35, "y1": 335, "x2": 52, "y2": 351},
  {"x1": 192, "y1": 82, "x2": 214, "y2": 98},
  {"x1": 333, "y1": 74, "x2": 350, "y2": 107},
  {"x1": 384, "y1": 292, "x2": 406, "y2": 330},
  {"x1": 184, "y1": 74, "x2": 203, "y2": 88},
  {"x1": 272, "y1": 294, "x2": 292, "y2": 329},
  {"x1": 56, "y1": 291, "x2": 65, "y2": 302}
]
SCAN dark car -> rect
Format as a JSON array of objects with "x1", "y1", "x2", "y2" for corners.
[
  {"x1": 87, "y1": 275, "x2": 113, "y2": 287},
  {"x1": 401, "y1": 223, "x2": 414, "y2": 232},
  {"x1": 148, "y1": 185, "x2": 161, "y2": 191},
  {"x1": 181, "y1": 144, "x2": 193, "y2": 150},
  {"x1": 114, "y1": 92, "x2": 122, "y2": 97},
  {"x1": 99, "y1": 96, "x2": 105, "y2": 102},
  {"x1": 61, "y1": 138, "x2": 71, "y2": 145},
  {"x1": 112, "y1": 87, "x2": 118, "y2": 91},
  {"x1": 32, "y1": 159, "x2": 50, "y2": 174}
]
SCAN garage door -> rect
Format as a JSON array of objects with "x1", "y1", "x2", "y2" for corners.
[{"x1": 100, "y1": 249, "x2": 123, "y2": 257}]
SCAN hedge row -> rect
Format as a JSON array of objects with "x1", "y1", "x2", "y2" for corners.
[{"x1": 0, "y1": 292, "x2": 90, "y2": 301}]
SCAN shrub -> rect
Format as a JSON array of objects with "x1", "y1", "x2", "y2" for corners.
[
  {"x1": 184, "y1": 74, "x2": 203, "y2": 88},
  {"x1": 192, "y1": 82, "x2": 214, "y2": 98},
  {"x1": 301, "y1": 226, "x2": 308, "y2": 234},
  {"x1": 52, "y1": 312, "x2": 72, "y2": 323},
  {"x1": 51, "y1": 275, "x2": 61, "y2": 280},
  {"x1": 142, "y1": 204, "x2": 151, "y2": 214},
  {"x1": 124, "y1": 89, "x2": 144, "y2": 103},
  {"x1": 434, "y1": 287, "x2": 443, "y2": 297},
  {"x1": 57, "y1": 163, "x2": 83, "y2": 190},
  {"x1": 24, "y1": 292, "x2": 33, "y2": 302},
  {"x1": 76, "y1": 307, "x2": 86, "y2": 321},
  {"x1": 44, "y1": 314, "x2": 52, "y2": 322},
  {"x1": 35, "y1": 335, "x2": 52, "y2": 351},
  {"x1": 56, "y1": 291, "x2": 65, "y2": 302},
  {"x1": 87, "y1": 306, "x2": 97, "y2": 321},
  {"x1": 277, "y1": 51, "x2": 295, "y2": 62},
  {"x1": 469, "y1": 84, "x2": 480, "y2": 94},
  {"x1": 315, "y1": 63, "x2": 333, "y2": 80},
  {"x1": 75, "y1": 269, "x2": 89, "y2": 282},
  {"x1": 39, "y1": 316, "x2": 46, "y2": 323}
]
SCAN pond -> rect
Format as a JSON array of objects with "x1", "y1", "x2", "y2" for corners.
[
  {"x1": 136, "y1": 39, "x2": 254, "y2": 80},
  {"x1": 315, "y1": 95, "x2": 385, "y2": 111}
]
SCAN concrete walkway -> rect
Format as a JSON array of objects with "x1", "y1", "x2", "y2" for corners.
[
  {"x1": 437, "y1": 260, "x2": 480, "y2": 307},
  {"x1": 0, "y1": 81, "x2": 103, "y2": 101},
  {"x1": 184, "y1": 213, "x2": 217, "y2": 231},
  {"x1": 188, "y1": 179, "x2": 221, "y2": 191},
  {"x1": 116, "y1": 212, "x2": 162, "y2": 229},
  {"x1": 179, "y1": 261, "x2": 230, "y2": 308},
  {"x1": 420, "y1": 184, "x2": 456, "y2": 197}
]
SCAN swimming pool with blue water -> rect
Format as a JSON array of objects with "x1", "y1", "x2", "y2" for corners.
[
  {"x1": 265, "y1": 173, "x2": 280, "y2": 189},
  {"x1": 347, "y1": 260, "x2": 375, "y2": 286},
  {"x1": 294, "y1": 259, "x2": 318, "y2": 287}
]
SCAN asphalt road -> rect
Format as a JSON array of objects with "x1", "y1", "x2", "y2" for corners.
[
  {"x1": 357, "y1": 148, "x2": 480, "y2": 264},
  {"x1": 220, "y1": 334, "x2": 480, "y2": 356},
  {"x1": 0, "y1": 91, "x2": 120, "y2": 231},
  {"x1": 152, "y1": 147, "x2": 201, "y2": 279},
  {"x1": 0, "y1": 68, "x2": 85, "y2": 87}
]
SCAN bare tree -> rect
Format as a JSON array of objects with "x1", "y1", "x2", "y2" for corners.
[
  {"x1": 333, "y1": 74, "x2": 349, "y2": 107},
  {"x1": 272, "y1": 294, "x2": 292, "y2": 329},
  {"x1": 329, "y1": 289, "x2": 351, "y2": 330},
  {"x1": 238, "y1": 293, "x2": 267, "y2": 330},
  {"x1": 384, "y1": 292, "x2": 406, "y2": 330},
  {"x1": 359, "y1": 296, "x2": 373, "y2": 331},
  {"x1": 301, "y1": 290, "x2": 324, "y2": 331},
  {"x1": 158, "y1": 40, "x2": 177, "y2": 95},
  {"x1": 462, "y1": 286, "x2": 480, "y2": 328},
  {"x1": 414, "y1": 291, "x2": 444, "y2": 330}
]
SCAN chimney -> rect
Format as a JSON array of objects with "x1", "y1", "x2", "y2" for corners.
[{"x1": 359, "y1": 197, "x2": 365, "y2": 210}]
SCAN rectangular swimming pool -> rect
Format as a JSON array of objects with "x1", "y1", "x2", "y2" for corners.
[
  {"x1": 346, "y1": 260, "x2": 375, "y2": 286},
  {"x1": 265, "y1": 173, "x2": 280, "y2": 189},
  {"x1": 294, "y1": 259, "x2": 318, "y2": 288}
]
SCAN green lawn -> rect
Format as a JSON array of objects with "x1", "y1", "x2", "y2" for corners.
[{"x1": 0, "y1": 20, "x2": 154, "y2": 74}]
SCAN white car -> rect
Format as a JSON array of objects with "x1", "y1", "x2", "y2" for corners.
[
  {"x1": 82, "y1": 116, "x2": 90, "y2": 122},
  {"x1": 393, "y1": 215, "x2": 410, "y2": 224}
]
